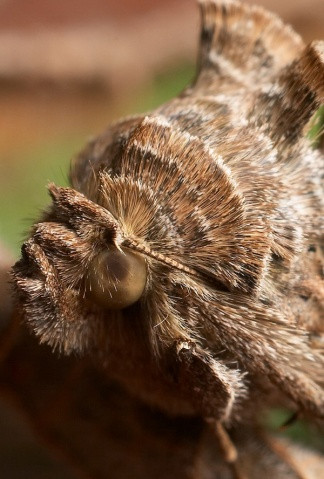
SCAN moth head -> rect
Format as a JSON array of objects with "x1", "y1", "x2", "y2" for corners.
[{"x1": 12, "y1": 183, "x2": 152, "y2": 354}]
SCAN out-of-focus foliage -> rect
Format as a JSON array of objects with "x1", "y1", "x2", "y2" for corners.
[
  {"x1": 308, "y1": 105, "x2": 324, "y2": 148},
  {"x1": 265, "y1": 409, "x2": 324, "y2": 452}
]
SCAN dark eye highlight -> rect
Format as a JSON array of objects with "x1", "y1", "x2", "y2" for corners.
[{"x1": 87, "y1": 248, "x2": 147, "y2": 310}]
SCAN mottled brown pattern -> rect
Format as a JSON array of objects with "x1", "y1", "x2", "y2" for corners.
[{"x1": 11, "y1": 0, "x2": 323, "y2": 475}]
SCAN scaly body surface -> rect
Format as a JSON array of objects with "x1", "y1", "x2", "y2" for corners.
[{"x1": 13, "y1": 0, "x2": 324, "y2": 448}]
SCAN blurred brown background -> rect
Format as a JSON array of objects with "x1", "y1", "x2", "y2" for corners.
[{"x1": 0, "y1": 1, "x2": 323, "y2": 477}]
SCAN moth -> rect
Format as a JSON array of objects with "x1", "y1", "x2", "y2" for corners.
[{"x1": 12, "y1": 0, "x2": 324, "y2": 468}]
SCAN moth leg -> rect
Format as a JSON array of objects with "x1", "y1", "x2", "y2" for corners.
[
  {"x1": 261, "y1": 433, "x2": 309, "y2": 479},
  {"x1": 173, "y1": 340, "x2": 246, "y2": 423},
  {"x1": 15, "y1": 239, "x2": 71, "y2": 314},
  {"x1": 207, "y1": 421, "x2": 237, "y2": 463},
  {"x1": 172, "y1": 341, "x2": 246, "y2": 476},
  {"x1": 13, "y1": 238, "x2": 92, "y2": 354},
  {"x1": 207, "y1": 421, "x2": 249, "y2": 479}
]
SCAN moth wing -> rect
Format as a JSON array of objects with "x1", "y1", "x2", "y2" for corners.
[
  {"x1": 203, "y1": 292, "x2": 324, "y2": 420},
  {"x1": 70, "y1": 115, "x2": 145, "y2": 197},
  {"x1": 194, "y1": 1, "x2": 324, "y2": 142},
  {"x1": 194, "y1": 0, "x2": 303, "y2": 90}
]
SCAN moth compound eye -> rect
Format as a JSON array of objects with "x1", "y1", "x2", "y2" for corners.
[{"x1": 87, "y1": 248, "x2": 147, "y2": 310}]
